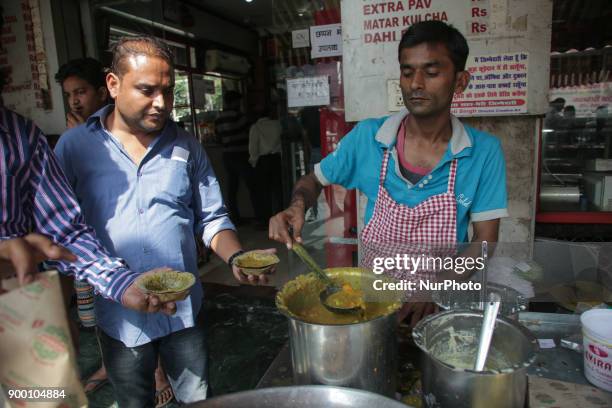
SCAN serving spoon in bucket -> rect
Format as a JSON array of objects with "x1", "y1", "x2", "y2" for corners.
[
  {"x1": 474, "y1": 291, "x2": 502, "y2": 371},
  {"x1": 291, "y1": 243, "x2": 362, "y2": 314}
]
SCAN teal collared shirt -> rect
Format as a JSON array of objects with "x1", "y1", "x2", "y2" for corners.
[{"x1": 315, "y1": 109, "x2": 508, "y2": 242}]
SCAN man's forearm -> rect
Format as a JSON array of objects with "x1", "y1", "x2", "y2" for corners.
[
  {"x1": 444, "y1": 220, "x2": 500, "y2": 280},
  {"x1": 290, "y1": 173, "x2": 323, "y2": 211},
  {"x1": 210, "y1": 229, "x2": 242, "y2": 263}
]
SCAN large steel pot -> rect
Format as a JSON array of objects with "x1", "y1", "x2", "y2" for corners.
[
  {"x1": 185, "y1": 385, "x2": 411, "y2": 408},
  {"x1": 413, "y1": 310, "x2": 538, "y2": 408},
  {"x1": 276, "y1": 268, "x2": 401, "y2": 397}
]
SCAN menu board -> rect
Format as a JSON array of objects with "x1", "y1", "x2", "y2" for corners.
[
  {"x1": 341, "y1": 0, "x2": 553, "y2": 120},
  {"x1": 452, "y1": 52, "x2": 529, "y2": 115},
  {"x1": 0, "y1": 0, "x2": 65, "y2": 134},
  {"x1": 287, "y1": 76, "x2": 330, "y2": 108},
  {"x1": 310, "y1": 24, "x2": 342, "y2": 59},
  {"x1": 1, "y1": 0, "x2": 50, "y2": 110}
]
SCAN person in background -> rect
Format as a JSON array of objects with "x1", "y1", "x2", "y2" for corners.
[
  {"x1": 299, "y1": 106, "x2": 322, "y2": 221},
  {"x1": 562, "y1": 105, "x2": 576, "y2": 119},
  {"x1": 248, "y1": 105, "x2": 283, "y2": 229},
  {"x1": 56, "y1": 57, "x2": 109, "y2": 330},
  {"x1": 595, "y1": 105, "x2": 609, "y2": 131},
  {"x1": 55, "y1": 36, "x2": 274, "y2": 407},
  {"x1": 215, "y1": 91, "x2": 257, "y2": 225},
  {"x1": 55, "y1": 58, "x2": 174, "y2": 405},
  {"x1": 544, "y1": 97, "x2": 565, "y2": 130},
  {"x1": 55, "y1": 58, "x2": 109, "y2": 129}
]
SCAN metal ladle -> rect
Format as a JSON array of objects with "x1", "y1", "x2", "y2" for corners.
[
  {"x1": 474, "y1": 291, "x2": 502, "y2": 371},
  {"x1": 291, "y1": 243, "x2": 362, "y2": 314}
]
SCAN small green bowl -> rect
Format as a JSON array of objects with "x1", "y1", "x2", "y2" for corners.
[
  {"x1": 233, "y1": 251, "x2": 280, "y2": 276},
  {"x1": 136, "y1": 270, "x2": 196, "y2": 302}
]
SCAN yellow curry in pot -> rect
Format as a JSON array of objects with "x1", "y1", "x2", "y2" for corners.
[
  {"x1": 325, "y1": 283, "x2": 366, "y2": 310},
  {"x1": 276, "y1": 267, "x2": 402, "y2": 325}
]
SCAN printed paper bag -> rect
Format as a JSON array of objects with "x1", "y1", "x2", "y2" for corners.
[{"x1": 0, "y1": 271, "x2": 87, "y2": 408}]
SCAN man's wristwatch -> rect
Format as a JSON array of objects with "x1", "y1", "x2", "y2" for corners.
[{"x1": 227, "y1": 250, "x2": 245, "y2": 268}]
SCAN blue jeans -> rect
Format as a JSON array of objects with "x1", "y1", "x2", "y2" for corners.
[{"x1": 98, "y1": 323, "x2": 208, "y2": 407}]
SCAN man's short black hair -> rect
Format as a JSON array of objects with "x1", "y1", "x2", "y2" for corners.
[
  {"x1": 110, "y1": 36, "x2": 174, "y2": 77},
  {"x1": 398, "y1": 21, "x2": 469, "y2": 72},
  {"x1": 55, "y1": 58, "x2": 107, "y2": 89}
]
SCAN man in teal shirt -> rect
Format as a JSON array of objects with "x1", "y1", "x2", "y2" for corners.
[{"x1": 270, "y1": 21, "x2": 507, "y2": 326}]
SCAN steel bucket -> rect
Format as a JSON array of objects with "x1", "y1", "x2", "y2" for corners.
[
  {"x1": 276, "y1": 268, "x2": 401, "y2": 397},
  {"x1": 412, "y1": 310, "x2": 538, "y2": 408},
  {"x1": 185, "y1": 385, "x2": 411, "y2": 407}
]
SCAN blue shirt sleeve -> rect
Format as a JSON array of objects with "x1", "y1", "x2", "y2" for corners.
[
  {"x1": 190, "y1": 143, "x2": 236, "y2": 247},
  {"x1": 470, "y1": 138, "x2": 509, "y2": 222},
  {"x1": 53, "y1": 132, "x2": 76, "y2": 186},
  {"x1": 315, "y1": 121, "x2": 368, "y2": 190}
]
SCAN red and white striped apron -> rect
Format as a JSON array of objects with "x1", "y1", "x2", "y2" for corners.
[{"x1": 360, "y1": 148, "x2": 458, "y2": 282}]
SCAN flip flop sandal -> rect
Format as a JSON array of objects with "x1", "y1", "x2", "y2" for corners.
[
  {"x1": 155, "y1": 385, "x2": 174, "y2": 408},
  {"x1": 83, "y1": 378, "x2": 108, "y2": 395}
]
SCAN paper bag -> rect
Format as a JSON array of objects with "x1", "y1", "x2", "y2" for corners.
[{"x1": 0, "y1": 271, "x2": 87, "y2": 408}]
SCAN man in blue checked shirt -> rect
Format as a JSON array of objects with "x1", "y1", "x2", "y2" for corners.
[{"x1": 55, "y1": 35, "x2": 274, "y2": 407}]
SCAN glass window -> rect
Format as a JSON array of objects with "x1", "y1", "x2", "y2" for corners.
[
  {"x1": 540, "y1": 1, "x2": 612, "y2": 213},
  {"x1": 191, "y1": 74, "x2": 223, "y2": 144},
  {"x1": 173, "y1": 70, "x2": 193, "y2": 134}
]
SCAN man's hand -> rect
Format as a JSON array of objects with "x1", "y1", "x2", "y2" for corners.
[
  {"x1": 269, "y1": 204, "x2": 305, "y2": 248},
  {"x1": 66, "y1": 111, "x2": 85, "y2": 129},
  {"x1": 231, "y1": 248, "x2": 277, "y2": 285},
  {"x1": 121, "y1": 268, "x2": 178, "y2": 315},
  {"x1": 269, "y1": 173, "x2": 322, "y2": 248},
  {"x1": 397, "y1": 302, "x2": 439, "y2": 328},
  {"x1": 0, "y1": 233, "x2": 77, "y2": 286}
]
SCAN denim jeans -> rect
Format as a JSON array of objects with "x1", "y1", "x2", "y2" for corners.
[{"x1": 98, "y1": 323, "x2": 208, "y2": 407}]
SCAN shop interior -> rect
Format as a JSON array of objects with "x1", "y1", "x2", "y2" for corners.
[
  {"x1": 2, "y1": 0, "x2": 610, "y2": 405},
  {"x1": 537, "y1": 0, "x2": 612, "y2": 240}
]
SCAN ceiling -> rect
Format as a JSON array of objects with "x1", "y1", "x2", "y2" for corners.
[
  {"x1": 94, "y1": 0, "x2": 611, "y2": 49},
  {"x1": 186, "y1": 0, "x2": 339, "y2": 35},
  {"x1": 193, "y1": 0, "x2": 611, "y2": 47},
  {"x1": 551, "y1": 0, "x2": 611, "y2": 51}
]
